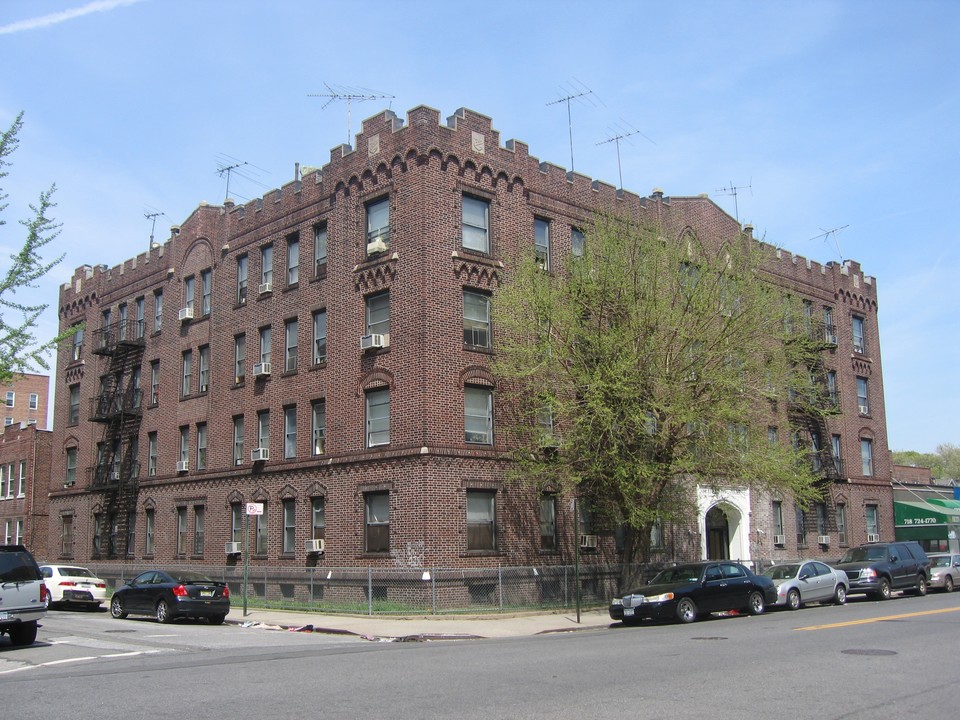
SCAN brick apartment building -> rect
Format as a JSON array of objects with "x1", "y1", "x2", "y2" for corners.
[
  {"x1": 2, "y1": 372, "x2": 49, "y2": 430},
  {"x1": 46, "y1": 105, "x2": 892, "y2": 570}
]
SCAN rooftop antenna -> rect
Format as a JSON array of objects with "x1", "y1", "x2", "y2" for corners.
[
  {"x1": 309, "y1": 83, "x2": 395, "y2": 146},
  {"x1": 806, "y1": 224, "x2": 849, "y2": 262},
  {"x1": 217, "y1": 160, "x2": 248, "y2": 203},
  {"x1": 144, "y1": 210, "x2": 164, "y2": 250},
  {"x1": 597, "y1": 119, "x2": 654, "y2": 191},
  {"x1": 716, "y1": 179, "x2": 753, "y2": 225},
  {"x1": 547, "y1": 79, "x2": 600, "y2": 173}
]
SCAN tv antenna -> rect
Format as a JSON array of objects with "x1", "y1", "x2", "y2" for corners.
[
  {"x1": 597, "y1": 119, "x2": 654, "y2": 191},
  {"x1": 309, "y1": 83, "x2": 395, "y2": 146},
  {"x1": 807, "y1": 224, "x2": 849, "y2": 262},
  {"x1": 144, "y1": 209, "x2": 165, "y2": 250},
  {"x1": 217, "y1": 160, "x2": 248, "y2": 202},
  {"x1": 716, "y1": 179, "x2": 753, "y2": 224},
  {"x1": 215, "y1": 155, "x2": 271, "y2": 203},
  {"x1": 547, "y1": 79, "x2": 601, "y2": 173}
]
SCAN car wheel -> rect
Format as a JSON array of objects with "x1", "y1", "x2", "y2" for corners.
[
  {"x1": 945, "y1": 576, "x2": 954, "y2": 593},
  {"x1": 7, "y1": 620, "x2": 38, "y2": 647},
  {"x1": 874, "y1": 577, "x2": 891, "y2": 600},
  {"x1": 915, "y1": 575, "x2": 927, "y2": 596},
  {"x1": 786, "y1": 588, "x2": 801, "y2": 611},
  {"x1": 156, "y1": 599, "x2": 173, "y2": 624},
  {"x1": 746, "y1": 591, "x2": 766, "y2": 616},
  {"x1": 208, "y1": 614, "x2": 226, "y2": 625},
  {"x1": 833, "y1": 584, "x2": 847, "y2": 605},
  {"x1": 110, "y1": 596, "x2": 128, "y2": 619},
  {"x1": 675, "y1": 597, "x2": 698, "y2": 623}
]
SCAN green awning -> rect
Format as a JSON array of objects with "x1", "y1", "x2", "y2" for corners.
[
  {"x1": 927, "y1": 498, "x2": 960, "y2": 511},
  {"x1": 894, "y1": 499, "x2": 960, "y2": 528},
  {"x1": 896, "y1": 525, "x2": 950, "y2": 541}
]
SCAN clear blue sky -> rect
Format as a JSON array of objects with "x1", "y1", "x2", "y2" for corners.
[{"x1": 1, "y1": 0, "x2": 957, "y2": 453}]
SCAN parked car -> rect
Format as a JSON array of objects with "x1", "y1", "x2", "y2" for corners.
[
  {"x1": 609, "y1": 561, "x2": 777, "y2": 624},
  {"x1": 835, "y1": 541, "x2": 930, "y2": 600},
  {"x1": 110, "y1": 570, "x2": 230, "y2": 624},
  {"x1": 927, "y1": 553, "x2": 960, "y2": 593},
  {"x1": 761, "y1": 560, "x2": 849, "y2": 609},
  {"x1": 0, "y1": 544, "x2": 48, "y2": 646},
  {"x1": 39, "y1": 564, "x2": 108, "y2": 609}
]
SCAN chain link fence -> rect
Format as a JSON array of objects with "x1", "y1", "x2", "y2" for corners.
[{"x1": 87, "y1": 562, "x2": 651, "y2": 615}]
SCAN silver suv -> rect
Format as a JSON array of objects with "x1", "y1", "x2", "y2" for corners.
[{"x1": 0, "y1": 544, "x2": 47, "y2": 646}]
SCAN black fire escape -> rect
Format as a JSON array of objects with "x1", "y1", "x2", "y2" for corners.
[{"x1": 89, "y1": 319, "x2": 144, "y2": 558}]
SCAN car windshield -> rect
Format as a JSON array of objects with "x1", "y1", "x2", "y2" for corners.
[
  {"x1": 59, "y1": 567, "x2": 96, "y2": 578},
  {"x1": 172, "y1": 571, "x2": 215, "y2": 584},
  {"x1": 650, "y1": 566, "x2": 703, "y2": 584},
  {"x1": 840, "y1": 546, "x2": 888, "y2": 562},
  {"x1": 763, "y1": 564, "x2": 800, "y2": 580},
  {"x1": 930, "y1": 556, "x2": 952, "y2": 568}
]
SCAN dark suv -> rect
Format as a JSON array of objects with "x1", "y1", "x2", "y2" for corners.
[
  {"x1": 836, "y1": 541, "x2": 930, "y2": 600},
  {"x1": 0, "y1": 544, "x2": 47, "y2": 646}
]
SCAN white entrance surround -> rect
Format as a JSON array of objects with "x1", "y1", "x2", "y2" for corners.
[{"x1": 697, "y1": 486, "x2": 753, "y2": 566}]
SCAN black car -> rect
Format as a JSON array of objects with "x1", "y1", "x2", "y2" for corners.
[
  {"x1": 609, "y1": 561, "x2": 777, "y2": 624},
  {"x1": 834, "y1": 541, "x2": 930, "y2": 600},
  {"x1": 110, "y1": 570, "x2": 231, "y2": 624}
]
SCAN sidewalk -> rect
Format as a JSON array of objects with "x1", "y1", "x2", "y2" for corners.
[{"x1": 225, "y1": 606, "x2": 613, "y2": 640}]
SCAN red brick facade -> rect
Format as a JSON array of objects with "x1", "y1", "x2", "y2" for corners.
[
  {"x1": 46, "y1": 105, "x2": 891, "y2": 569},
  {"x1": 0, "y1": 424, "x2": 51, "y2": 553},
  {"x1": 1, "y1": 372, "x2": 49, "y2": 430}
]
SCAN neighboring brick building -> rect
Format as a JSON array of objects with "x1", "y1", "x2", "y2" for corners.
[
  {"x1": 0, "y1": 423, "x2": 52, "y2": 554},
  {"x1": 1, "y1": 372, "x2": 49, "y2": 430},
  {"x1": 46, "y1": 105, "x2": 892, "y2": 570}
]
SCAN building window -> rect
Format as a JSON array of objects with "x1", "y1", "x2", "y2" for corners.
[
  {"x1": 463, "y1": 290, "x2": 491, "y2": 348},
  {"x1": 231, "y1": 504, "x2": 242, "y2": 545},
  {"x1": 365, "y1": 197, "x2": 390, "y2": 254},
  {"x1": 832, "y1": 434, "x2": 842, "y2": 475},
  {"x1": 198, "y1": 345, "x2": 210, "y2": 393},
  {"x1": 68, "y1": 384, "x2": 80, "y2": 425},
  {"x1": 312, "y1": 400, "x2": 326, "y2": 455},
  {"x1": 259, "y1": 326, "x2": 272, "y2": 366},
  {"x1": 256, "y1": 503, "x2": 268, "y2": 554},
  {"x1": 284, "y1": 318, "x2": 298, "y2": 372},
  {"x1": 534, "y1": 217, "x2": 551, "y2": 270},
  {"x1": 286, "y1": 233, "x2": 299, "y2": 286},
  {"x1": 467, "y1": 490, "x2": 496, "y2": 551},
  {"x1": 181, "y1": 350, "x2": 193, "y2": 397},
  {"x1": 284, "y1": 406, "x2": 297, "y2": 459},
  {"x1": 28, "y1": 393, "x2": 38, "y2": 410},
  {"x1": 144, "y1": 508, "x2": 155, "y2": 555},
  {"x1": 365, "y1": 387, "x2": 390, "y2": 447},
  {"x1": 856, "y1": 376, "x2": 869, "y2": 415},
  {"x1": 767, "y1": 426, "x2": 778, "y2": 447},
  {"x1": 183, "y1": 276, "x2": 195, "y2": 314},
  {"x1": 314, "y1": 223, "x2": 328, "y2": 275},
  {"x1": 201, "y1": 269, "x2": 212, "y2": 316},
  {"x1": 179, "y1": 426, "x2": 189, "y2": 467},
  {"x1": 772, "y1": 501, "x2": 784, "y2": 543},
  {"x1": 650, "y1": 519, "x2": 665, "y2": 549},
  {"x1": 811, "y1": 430, "x2": 822, "y2": 472},
  {"x1": 861, "y1": 438, "x2": 874, "y2": 477},
  {"x1": 462, "y1": 195, "x2": 490, "y2": 253},
  {"x1": 865, "y1": 504, "x2": 879, "y2": 538},
  {"x1": 234, "y1": 334, "x2": 245, "y2": 384},
  {"x1": 261, "y1": 244, "x2": 273, "y2": 288},
  {"x1": 827, "y1": 371, "x2": 838, "y2": 406},
  {"x1": 464, "y1": 386, "x2": 493, "y2": 444},
  {"x1": 71, "y1": 323, "x2": 84, "y2": 360},
  {"x1": 176, "y1": 506, "x2": 188, "y2": 555},
  {"x1": 365, "y1": 292, "x2": 390, "y2": 338},
  {"x1": 194, "y1": 505, "x2": 205, "y2": 556},
  {"x1": 364, "y1": 492, "x2": 389, "y2": 553},
  {"x1": 571, "y1": 227, "x2": 586, "y2": 258},
  {"x1": 312, "y1": 310, "x2": 327, "y2": 364},
  {"x1": 150, "y1": 360, "x2": 159, "y2": 404},
  {"x1": 233, "y1": 416, "x2": 244, "y2": 466},
  {"x1": 282, "y1": 499, "x2": 296, "y2": 554},
  {"x1": 257, "y1": 410, "x2": 270, "y2": 453},
  {"x1": 816, "y1": 502, "x2": 827, "y2": 536},
  {"x1": 196, "y1": 422, "x2": 208, "y2": 470},
  {"x1": 237, "y1": 255, "x2": 249, "y2": 305},
  {"x1": 61, "y1": 515, "x2": 74, "y2": 556},
  {"x1": 852, "y1": 315, "x2": 866, "y2": 354},
  {"x1": 823, "y1": 306, "x2": 836, "y2": 344},
  {"x1": 17, "y1": 460, "x2": 26, "y2": 496},
  {"x1": 540, "y1": 495, "x2": 557, "y2": 550},
  {"x1": 836, "y1": 503, "x2": 847, "y2": 545},
  {"x1": 131, "y1": 367, "x2": 141, "y2": 409},
  {"x1": 147, "y1": 432, "x2": 158, "y2": 476},
  {"x1": 154, "y1": 289, "x2": 163, "y2": 332},
  {"x1": 134, "y1": 297, "x2": 145, "y2": 339},
  {"x1": 65, "y1": 447, "x2": 77, "y2": 486}
]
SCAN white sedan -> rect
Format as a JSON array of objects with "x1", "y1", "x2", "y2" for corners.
[{"x1": 39, "y1": 564, "x2": 108, "y2": 609}]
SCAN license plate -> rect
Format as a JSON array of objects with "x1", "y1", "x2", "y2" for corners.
[
  {"x1": 623, "y1": 607, "x2": 634, "y2": 617},
  {"x1": 200, "y1": 590, "x2": 213, "y2": 597}
]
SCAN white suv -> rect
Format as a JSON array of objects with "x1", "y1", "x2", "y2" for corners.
[{"x1": 0, "y1": 544, "x2": 47, "y2": 646}]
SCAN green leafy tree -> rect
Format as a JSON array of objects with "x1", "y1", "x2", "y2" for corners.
[
  {"x1": 493, "y1": 213, "x2": 825, "y2": 585},
  {"x1": 894, "y1": 445, "x2": 960, "y2": 482},
  {"x1": 937, "y1": 444, "x2": 960, "y2": 482},
  {"x1": 0, "y1": 112, "x2": 71, "y2": 384}
]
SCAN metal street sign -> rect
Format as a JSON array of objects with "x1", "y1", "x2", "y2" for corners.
[{"x1": 246, "y1": 502, "x2": 264, "y2": 516}]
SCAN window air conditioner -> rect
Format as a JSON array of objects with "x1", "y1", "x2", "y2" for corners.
[
  {"x1": 178, "y1": 308, "x2": 194, "y2": 322},
  {"x1": 305, "y1": 538, "x2": 325, "y2": 553},
  {"x1": 225, "y1": 542, "x2": 241, "y2": 555},
  {"x1": 111, "y1": 471, "x2": 121, "y2": 481},
  {"x1": 251, "y1": 447, "x2": 269, "y2": 462},
  {"x1": 253, "y1": 362, "x2": 272, "y2": 377},
  {"x1": 858, "y1": 404, "x2": 869, "y2": 415},
  {"x1": 176, "y1": 460, "x2": 189, "y2": 472},
  {"x1": 867, "y1": 533, "x2": 880, "y2": 543},
  {"x1": 817, "y1": 535, "x2": 831, "y2": 545},
  {"x1": 360, "y1": 333, "x2": 389, "y2": 350},
  {"x1": 773, "y1": 534, "x2": 786, "y2": 546},
  {"x1": 366, "y1": 238, "x2": 388, "y2": 255},
  {"x1": 258, "y1": 281, "x2": 273, "y2": 295},
  {"x1": 579, "y1": 534, "x2": 598, "y2": 549}
]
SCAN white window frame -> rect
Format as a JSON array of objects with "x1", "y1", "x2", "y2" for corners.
[
  {"x1": 284, "y1": 406, "x2": 297, "y2": 459},
  {"x1": 365, "y1": 388, "x2": 390, "y2": 447},
  {"x1": 464, "y1": 386, "x2": 493, "y2": 445},
  {"x1": 462, "y1": 195, "x2": 490, "y2": 253}
]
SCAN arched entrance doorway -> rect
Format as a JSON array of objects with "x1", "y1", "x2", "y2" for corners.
[{"x1": 706, "y1": 505, "x2": 730, "y2": 560}]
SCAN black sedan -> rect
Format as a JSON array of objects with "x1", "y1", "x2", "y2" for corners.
[
  {"x1": 110, "y1": 570, "x2": 231, "y2": 624},
  {"x1": 609, "y1": 561, "x2": 777, "y2": 624}
]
